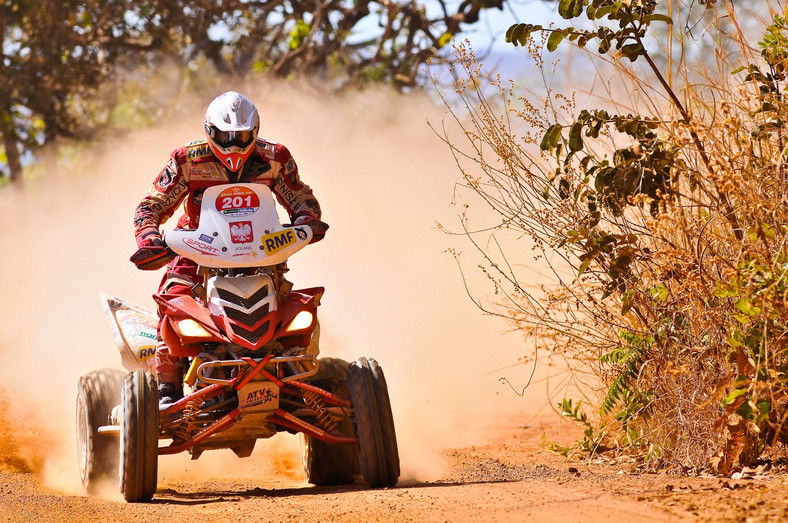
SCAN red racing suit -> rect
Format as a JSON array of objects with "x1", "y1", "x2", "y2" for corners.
[{"x1": 133, "y1": 137, "x2": 326, "y2": 383}]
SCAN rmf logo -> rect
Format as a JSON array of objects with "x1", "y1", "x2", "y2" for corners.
[{"x1": 138, "y1": 346, "x2": 156, "y2": 360}]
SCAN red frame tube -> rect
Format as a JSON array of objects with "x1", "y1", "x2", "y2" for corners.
[
  {"x1": 159, "y1": 409, "x2": 241, "y2": 455},
  {"x1": 269, "y1": 409, "x2": 358, "y2": 445},
  {"x1": 158, "y1": 353, "x2": 357, "y2": 454}
]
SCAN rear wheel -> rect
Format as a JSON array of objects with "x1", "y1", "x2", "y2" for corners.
[
  {"x1": 119, "y1": 370, "x2": 159, "y2": 502},
  {"x1": 347, "y1": 357, "x2": 400, "y2": 487},
  {"x1": 76, "y1": 369, "x2": 126, "y2": 493},
  {"x1": 303, "y1": 357, "x2": 359, "y2": 486}
]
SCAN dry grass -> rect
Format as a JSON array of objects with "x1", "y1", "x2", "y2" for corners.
[{"x1": 435, "y1": 3, "x2": 788, "y2": 474}]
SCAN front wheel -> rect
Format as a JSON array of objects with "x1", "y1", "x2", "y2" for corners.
[
  {"x1": 302, "y1": 357, "x2": 359, "y2": 486},
  {"x1": 76, "y1": 369, "x2": 126, "y2": 493},
  {"x1": 347, "y1": 357, "x2": 400, "y2": 487},
  {"x1": 119, "y1": 370, "x2": 159, "y2": 502}
]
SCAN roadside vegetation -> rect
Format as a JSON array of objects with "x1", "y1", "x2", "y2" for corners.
[
  {"x1": 0, "y1": 0, "x2": 504, "y2": 183},
  {"x1": 437, "y1": 0, "x2": 788, "y2": 474}
]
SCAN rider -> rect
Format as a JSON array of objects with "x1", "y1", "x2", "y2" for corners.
[{"x1": 130, "y1": 91, "x2": 328, "y2": 408}]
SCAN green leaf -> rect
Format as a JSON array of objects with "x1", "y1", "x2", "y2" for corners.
[
  {"x1": 569, "y1": 122, "x2": 584, "y2": 152},
  {"x1": 520, "y1": 25, "x2": 541, "y2": 46},
  {"x1": 506, "y1": 24, "x2": 536, "y2": 46},
  {"x1": 598, "y1": 36, "x2": 612, "y2": 54},
  {"x1": 620, "y1": 43, "x2": 644, "y2": 61},
  {"x1": 547, "y1": 30, "x2": 566, "y2": 52},
  {"x1": 505, "y1": 24, "x2": 524, "y2": 44},
  {"x1": 540, "y1": 124, "x2": 562, "y2": 151},
  {"x1": 621, "y1": 297, "x2": 633, "y2": 315},
  {"x1": 577, "y1": 259, "x2": 591, "y2": 278},
  {"x1": 558, "y1": 0, "x2": 584, "y2": 19},
  {"x1": 734, "y1": 298, "x2": 761, "y2": 317},
  {"x1": 736, "y1": 400, "x2": 755, "y2": 420},
  {"x1": 438, "y1": 32, "x2": 453, "y2": 48},
  {"x1": 644, "y1": 14, "x2": 673, "y2": 25},
  {"x1": 594, "y1": 5, "x2": 612, "y2": 19},
  {"x1": 721, "y1": 388, "x2": 747, "y2": 407}
]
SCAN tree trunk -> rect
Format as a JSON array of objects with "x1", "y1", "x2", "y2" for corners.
[{"x1": 1, "y1": 131, "x2": 22, "y2": 183}]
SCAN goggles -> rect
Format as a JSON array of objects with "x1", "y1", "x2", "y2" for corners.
[{"x1": 206, "y1": 125, "x2": 255, "y2": 149}]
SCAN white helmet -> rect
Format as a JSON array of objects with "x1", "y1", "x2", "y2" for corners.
[{"x1": 204, "y1": 91, "x2": 260, "y2": 172}]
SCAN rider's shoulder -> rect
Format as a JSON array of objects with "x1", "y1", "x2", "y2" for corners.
[
  {"x1": 172, "y1": 139, "x2": 214, "y2": 163},
  {"x1": 253, "y1": 138, "x2": 291, "y2": 162}
]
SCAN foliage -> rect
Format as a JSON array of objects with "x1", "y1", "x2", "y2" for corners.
[
  {"x1": 437, "y1": 1, "x2": 788, "y2": 474},
  {"x1": 0, "y1": 0, "x2": 506, "y2": 182}
]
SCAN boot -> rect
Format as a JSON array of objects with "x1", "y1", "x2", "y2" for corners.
[{"x1": 158, "y1": 381, "x2": 183, "y2": 410}]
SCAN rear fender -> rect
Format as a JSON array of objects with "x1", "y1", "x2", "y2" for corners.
[{"x1": 100, "y1": 293, "x2": 158, "y2": 372}]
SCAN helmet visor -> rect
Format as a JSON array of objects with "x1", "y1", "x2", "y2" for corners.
[{"x1": 207, "y1": 126, "x2": 255, "y2": 149}]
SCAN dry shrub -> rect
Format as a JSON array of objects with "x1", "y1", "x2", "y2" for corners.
[{"x1": 436, "y1": 2, "x2": 788, "y2": 474}]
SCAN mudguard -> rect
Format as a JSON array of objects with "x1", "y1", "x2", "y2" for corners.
[{"x1": 100, "y1": 294, "x2": 158, "y2": 372}]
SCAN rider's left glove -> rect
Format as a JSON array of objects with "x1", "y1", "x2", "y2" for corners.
[{"x1": 293, "y1": 215, "x2": 329, "y2": 244}]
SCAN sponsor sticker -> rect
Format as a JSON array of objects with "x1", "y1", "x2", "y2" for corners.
[
  {"x1": 261, "y1": 143, "x2": 277, "y2": 159},
  {"x1": 295, "y1": 227, "x2": 308, "y2": 241},
  {"x1": 187, "y1": 142, "x2": 212, "y2": 161},
  {"x1": 137, "y1": 346, "x2": 156, "y2": 361},
  {"x1": 261, "y1": 229, "x2": 296, "y2": 255},
  {"x1": 273, "y1": 177, "x2": 296, "y2": 204},
  {"x1": 216, "y1": 186, "x2": 260, "y2": 217},
  {"x1": 150, "y1": 179, "x2": 188, "y2": 213},
  {"x1": 199, "y1": 233, "x2": 214, "y2": 244},
  {"x1": 230, "y1": 221, "x2": 253, "y2": 244},
  {"x1": 127, "y1": 327, "x2": 157, "y2": 340},
  {"x1": 190, "y1": 169, "x2": 220, "y2": 181},
  {"x1": 184, "y1": 237, "x2": 219, "y2": 255},
  {"x1": 239, "y1": 382, "x2": 280, "y2": 411},
  {"x1": 155, "y1": 167, "x2": 175, "y2": 190}
]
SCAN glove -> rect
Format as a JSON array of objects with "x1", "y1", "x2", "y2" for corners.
[
  {"x1": 131, "y1": 226, "x2": 173, "y2": 270},
  {"x1": 293, "y1": 215, "x2": 329, "y2": 243},
  {"x1": 135, "y1": 225, "x2": 163, "y2": 248}
]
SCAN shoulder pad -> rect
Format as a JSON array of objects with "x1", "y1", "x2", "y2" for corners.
[
  {"x1": 185, "y1": 139, "x2": 213, "y2": 161},
  {"x1": 255, "y1": 138, "x2": 279, "y2": 160}
]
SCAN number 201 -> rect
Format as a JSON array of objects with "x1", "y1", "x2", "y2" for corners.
[{"x1": 220, "y1": 196, "x2": 253, "y2": 209}]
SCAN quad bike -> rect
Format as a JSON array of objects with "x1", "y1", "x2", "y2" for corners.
[{"x1": 76, "y1": 183, "x2": 400, "y2": 502}]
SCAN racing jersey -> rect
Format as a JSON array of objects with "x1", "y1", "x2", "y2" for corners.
[{"x1": 134, "y1": 138, "x2": 322, "y2": 242}]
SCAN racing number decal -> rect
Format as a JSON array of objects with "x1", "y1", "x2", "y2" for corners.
[
  {"x1": 261, "y1": 229, "x2": 296, "y2": 255},
  {"x1": 216, "y1": 186, "x2": 260, "y2": 217}
]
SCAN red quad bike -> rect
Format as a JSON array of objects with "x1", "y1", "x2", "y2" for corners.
[{"x1": 76, "y1": 183, "x2": 399, "y2": 502}]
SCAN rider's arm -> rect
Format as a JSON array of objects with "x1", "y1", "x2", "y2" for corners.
[
  {"x1": 133, "y1": 151, "x2": 190, "y2": 247},
  {"x1": 269, "y1": 145, "x2": 321, "y2": 219},
  {"x1": 269, "y1": 145, "x2": 328, "y2": 242}
]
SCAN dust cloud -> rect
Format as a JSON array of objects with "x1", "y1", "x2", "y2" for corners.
[{"x1": 0, "y1": 79, "x2": 548, "y2": 494}]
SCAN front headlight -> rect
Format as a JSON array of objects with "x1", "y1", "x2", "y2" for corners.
[
  {"x1": 286, "y1": 311, "x2": 314, "y2": 332},
  {"x1": 178, "y1": 319, "x2": 213, "y2": 338}
]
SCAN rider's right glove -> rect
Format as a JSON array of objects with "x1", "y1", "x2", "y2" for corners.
[{"x1": 130, "y1": 226, "x2": 173, "y2": 270}]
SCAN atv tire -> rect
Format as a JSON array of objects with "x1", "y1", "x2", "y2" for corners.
[
  {"x1": 347, "y1": 357, "x2": 400, "y2": 487},
  {"x1": 119, "y1": 370, "x2": 159, "y2": 502},
  {"x1": 303, "y1": 357, "x2": 360, "y2": 486},
  {"x1": 76, "y1": 368, "x2": 126, "y2": 493}
]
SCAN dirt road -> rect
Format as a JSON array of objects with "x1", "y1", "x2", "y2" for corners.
[{"x1": 3, "y1": 414, "x2": 788, "y2": 522}]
